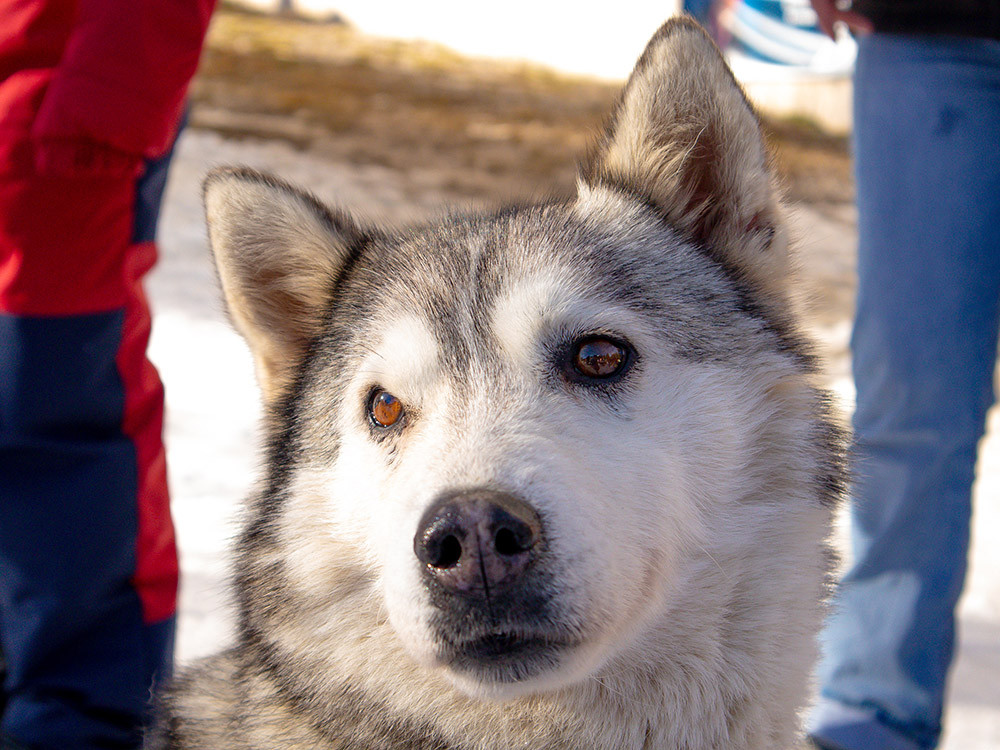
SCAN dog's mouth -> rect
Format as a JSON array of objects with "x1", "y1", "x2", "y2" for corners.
[
  {"x1": 423, "y1": 554, "x2": 579, "y2": 685},
  {"x1": 438, "y1": 629, "x2": 578, "y2": 683},
  {"x1": 459, "y1": 631, "x2": 560, "y2": 660}
]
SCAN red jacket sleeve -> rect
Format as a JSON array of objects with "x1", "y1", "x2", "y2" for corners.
[{"x1": 31, "y1": 0, "x2": 216, "y2": 176}]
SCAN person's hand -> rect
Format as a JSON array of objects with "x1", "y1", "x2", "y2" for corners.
[{"x1": 808, "y1": 0, "x2": 874, "y2": 39}]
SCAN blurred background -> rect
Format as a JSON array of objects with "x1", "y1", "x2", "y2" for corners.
[{"x1": 149, "y1": 2, "x2": 998, "y2": 747}]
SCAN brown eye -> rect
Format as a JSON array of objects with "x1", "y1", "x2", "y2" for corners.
[
  {"x1": 369, "y1": 389, "x2": 404, "y2": 428},
  {"x1": 572, "y1": 337, "x2": 629, "y2": 379}
]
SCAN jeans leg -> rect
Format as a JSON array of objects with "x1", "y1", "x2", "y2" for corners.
[{"x1": 809, "y1": 34, "x2": 1000, "y2": 750}]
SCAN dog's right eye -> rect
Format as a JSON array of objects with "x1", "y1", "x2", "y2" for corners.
[
  {"x1": 369, "y1": 389, "x2": 404, "y2": 428},
  {"x1": 569, "y1": 336, "x2": 632, "y2": 381}
]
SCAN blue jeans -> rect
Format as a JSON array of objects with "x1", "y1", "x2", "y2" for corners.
[{"x1": 809, "y1": 34, "x2": 1000, "y2": 750}]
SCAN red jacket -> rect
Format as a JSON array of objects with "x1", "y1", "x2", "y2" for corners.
[
  {"x1": 0, "y1": 0, "x2": 216, "y2": 317},
  {"x1": 0, "y1": 0, "x2": 216, "y2": 177}
]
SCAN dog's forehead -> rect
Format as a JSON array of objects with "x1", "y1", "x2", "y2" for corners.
[
  {"x1": 329, "y1": 196, "x2": 790, "y2": 370},
  {"x1": 355, "y1": 200, "x2": 685, "y2": 320},
  {"x1": 347, "y1": 204, "x2": 655, "y2": 350}
]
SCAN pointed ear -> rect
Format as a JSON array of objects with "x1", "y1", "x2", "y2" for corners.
[
  {"x1": 203, "y1": 168, "x2": 365, "y2": 404},
  {"x1": 581, "y1": 17, "x2": 786, "y2": 293}
]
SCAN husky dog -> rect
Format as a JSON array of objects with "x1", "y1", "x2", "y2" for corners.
[{"x1": 149, "y1": 18, "x2": 844, "y2": 750}]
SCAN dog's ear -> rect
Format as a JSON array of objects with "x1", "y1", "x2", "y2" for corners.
[
  {"x1": 203, "y1": 168, "x2": 364, "y2": 403},
  {"x1": 581, "y1": 17, "x2": 785, "y2": 293}
]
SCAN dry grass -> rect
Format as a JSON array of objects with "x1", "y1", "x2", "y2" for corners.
[{"x1": 190, "y1": 5, "x2": 852, "y2": 206}]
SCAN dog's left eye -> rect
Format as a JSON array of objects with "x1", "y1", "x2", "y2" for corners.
[
  {"x1": 571, "y1": 337, "x2": 630, "y2": 379},
  {"x1": 369, "y1": 389, "x2": 404, "y2": 428}
]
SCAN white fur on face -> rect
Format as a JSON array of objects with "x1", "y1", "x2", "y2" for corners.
[
  {"x1": 272, "y1": 224, "x2": 824, "y2": 726},
  {"x1": 282, "y1": 260, "x2": 781, "y2": 699},
  {"x1": 325, "y1": 312, "x2": 448, "y2": 552}
]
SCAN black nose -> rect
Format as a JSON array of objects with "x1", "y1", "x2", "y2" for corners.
[{"x1": 414, "y1": 490, "x2": 542, "y2": 598}]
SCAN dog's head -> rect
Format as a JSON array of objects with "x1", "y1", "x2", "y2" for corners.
[{"x1": 204, "y1": 20, "x2": 832, "y2": 702}]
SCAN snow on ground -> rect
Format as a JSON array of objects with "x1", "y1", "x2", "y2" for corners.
[{"x1": 149, "y1": 128, "x2": 998, "y2": 747}]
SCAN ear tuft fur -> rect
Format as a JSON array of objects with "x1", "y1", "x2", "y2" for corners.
[
  {"x1": 203, "y1": 167, "x2": 367, "y2": 403},
  {"x1": 581, "y1": 16, "x2": 787, "y2": 298}
]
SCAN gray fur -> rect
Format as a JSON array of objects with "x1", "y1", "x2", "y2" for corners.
[{"x1": 149, "y1": 17, "x2": 845, "y2": 750}]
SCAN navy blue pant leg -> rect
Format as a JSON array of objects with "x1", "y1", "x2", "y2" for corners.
[{"x1": 0, "y1": 140, "x2": 179, "y2": 749}]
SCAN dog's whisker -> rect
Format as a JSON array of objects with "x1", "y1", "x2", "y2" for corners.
[
  {"x1": 590, "y1": 675, "x2": 627, "y2": 701},
  {"x1": 694, "y1": 541, "x2": 732, "y2": 583}
]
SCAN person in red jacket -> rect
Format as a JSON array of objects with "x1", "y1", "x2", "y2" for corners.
[{"x1": 0, "y1": 2, "x2": 215, "y2": 747}]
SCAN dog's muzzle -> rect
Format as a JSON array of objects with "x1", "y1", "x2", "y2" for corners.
[{"x1": 414, "y1": 489, "x2": 575, "y2": 683}]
